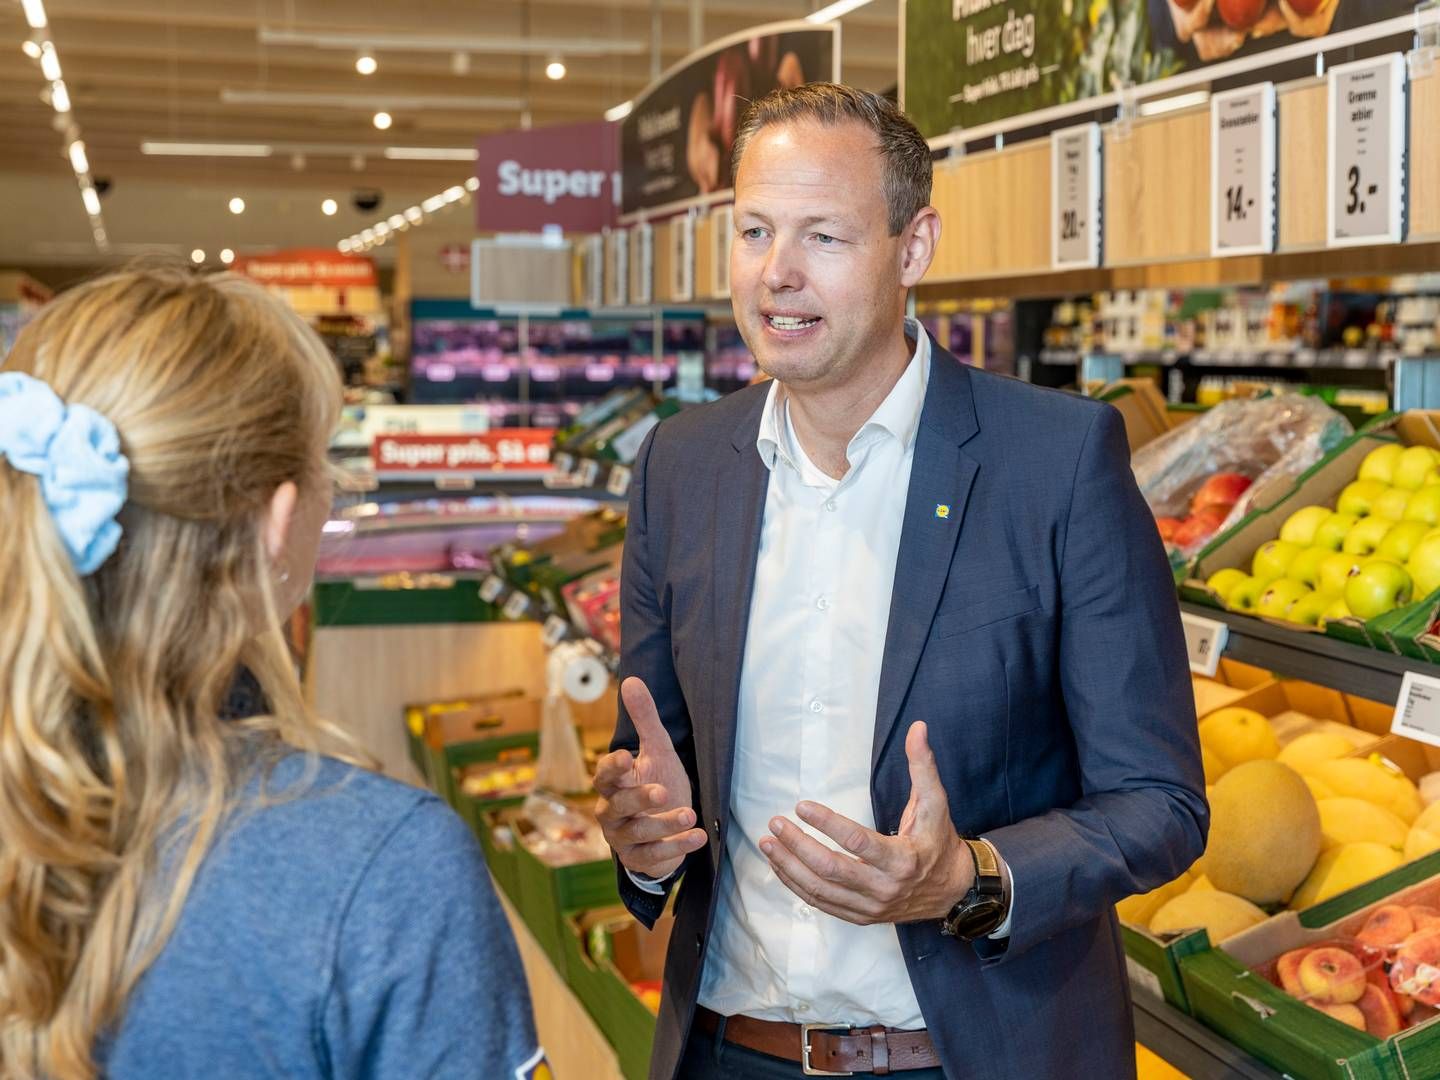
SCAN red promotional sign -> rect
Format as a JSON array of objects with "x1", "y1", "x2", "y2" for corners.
[
  {"x1": 473, "y1": 120, "x2": 620, "y2": 234},
  {"x1": 371, "y1": 430, "x2": 555, "y2": 476},
  {"x1": 233, "y1": 249, "x2": 377, "y2": 287}
]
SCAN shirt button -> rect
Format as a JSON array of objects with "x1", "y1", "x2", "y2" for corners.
[
  {"x1": 796, "y1": 1001, "x2": 812, "y2": 1014},
  {"x1": 810, "y1": 700, "x2": 824, "y2": 714},
  {"x1": 815, "y1": 596, "x2": 830, "y2": 611},
  {"x1": 824, "y1": 499, "x2": 837, "y2": 512}
]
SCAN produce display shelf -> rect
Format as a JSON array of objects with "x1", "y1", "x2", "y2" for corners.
[
  {"x1": 1131, "y1": 983, "x2": 1282, "y2": 1080},
  {"x1": 479, "y1": 571, "x2": 620, "y2": 673},
  {"x1": 1039, "y1": 348, "x2": 1399, "y2": 370},
  {"x1": 1179, "y1": 601, "x2": 1438, "y2": 703}
]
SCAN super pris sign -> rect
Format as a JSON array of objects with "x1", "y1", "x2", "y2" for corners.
[
  {"x1": 474, "y1": 120, "x2": 620, "y2": 233},
  {"x1": 371, "y1": 431, "x2": 554, "y2": 477}
]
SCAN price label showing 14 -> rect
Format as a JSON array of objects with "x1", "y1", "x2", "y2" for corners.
[
  {"x1": 1211, "y1": 83, "x2": 1276, "y2": 257},
  {"x1": 1052, "y1": 122, "x2": 1102, "y2": 270},
  {"x1": 1327, "y1": 53, "x2": 1408, "y2": 247}
]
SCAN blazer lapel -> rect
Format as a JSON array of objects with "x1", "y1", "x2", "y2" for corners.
[
  {"x1": 710, "y1": 397, "x2": 770, "y2": 817},
  {"x1": 872, "y1": 345, "x2": 981, "y2": 770}
]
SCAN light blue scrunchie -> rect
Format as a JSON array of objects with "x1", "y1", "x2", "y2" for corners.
[{"x1": 0, "y1": 371, "x2": 131, "y2": 576}]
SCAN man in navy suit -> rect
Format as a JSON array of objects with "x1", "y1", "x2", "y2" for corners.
[{"x1": 594, "y1": 83, "x2": 1207, "y2": 1080}]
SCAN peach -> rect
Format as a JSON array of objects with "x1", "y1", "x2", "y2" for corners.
[
  {"x1": 1410, "y1": 905, "x2": 1440, "y2": 931},
  {"x1": 1370, "y1": 965, "x2": 1416, "y2": 1018},
  {"x1": 1391, "y1": 927, "x2": 1440, "y2": 1007},
  {"x1": 1357, "y1": 982, "x2": 1403, "y2": 1038},
  {"x1": 1318, "y1": 1002, "x2": 1367, "y2": 1030},
  {"x1": 1300, "y1": 946, "x2": 1367, "y2": 1004},
  {"x1": 1276, "y1": 947, "x2": 1314, "y2": 996},
  {"x1": 1358, "y1": 906, "x2": 1416, "y2": 950}
]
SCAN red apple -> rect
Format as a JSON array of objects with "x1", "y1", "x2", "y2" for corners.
[
  {"x1": 1217, "y1": 0, "x2": 1267, "y2": 29},
  {"x1": 1156, "y1": 517, "x2": 1184, "y2": 543},
  {"x1": 1174, "y1": 506, "x2": 1231, "y2": 548},
  {"x1": 1191, "y1": 472, "x2": 1253, "y2": 514}
]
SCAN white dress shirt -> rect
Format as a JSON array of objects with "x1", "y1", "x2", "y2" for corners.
[{"x1": 632, "y1": 320, "x2": 1011, "y2": 1026}]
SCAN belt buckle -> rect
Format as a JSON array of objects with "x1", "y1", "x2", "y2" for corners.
[{"x1": 801, "y1": 1023, "x2": 853, "y2": 1076}]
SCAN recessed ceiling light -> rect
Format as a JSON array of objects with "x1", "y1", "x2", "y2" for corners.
[
  {"x1": 404, "y1": 206, "x2": 422, "y2": 224},
  {"x1": 39, "y1": 42, "x2": 60, "y2": 81},
  {"x1": 464, "y1": 176, "x2": 479, "y2": 191},
  {"x1": 322, "y1": 198, "x2": 338, "y2": 216},
  {"x1": 67, "y1": 139, "x2": 87, "y2": 173},
  {"x1": 22, "y1": 40, "x2": 42, "y2": 60},
  {"x1": 603, "y1": 100, "x2": 633, "y2": 122},
  {"x1": 372, "y1": 111, "x2": 392, "y2": 130},
  {"x1": 228, "y1": 196, "x2": 246, "y2": 214},
  {"x1": 220, "y1": 248, "x2": 235, "y2": 264},
  {"x1": 190, "y1": 249, "x2": 206, "y2": 264},
  {"x1": 545, "y1": 58, "x2": 566, "y2": 80},
  {"x1": 81, "y1": 185, "x2": 100, "y2": 215},
  {"x1": 355, "y1": 53, "x2": 377, "y2": 76},
  {"x1": 21, "y1": 0, "x2": 47, "y2": 30},
  {"x1": 140, "y1": 141, "x2": 274, "y2": 157},
  {"x1": 51, "y1": 80, "x2": 70, "y2": 113},
  {"x1": 338, "y1": 239, "x2": 352, "y2": 253}
]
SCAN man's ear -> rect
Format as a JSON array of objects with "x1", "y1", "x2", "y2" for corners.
[
  {"x1": 899, "y1": 206, "x2": 941, "y2": 289},
  {"x1": 263, "y1": 481, "x2": 300, "y2": 563}
]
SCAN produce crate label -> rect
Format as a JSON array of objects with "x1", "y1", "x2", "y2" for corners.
[
  {"x1": 1327, "y1": 53, "x2": 1408, "y2": 248},
  {"x1": 541, "y1": 614, "x2": 570, "y2": 646},
  {"x1": 1181, "y1": 611, "x2": 1229, "y2": 677},
  {"x1": 1211, "y1": 83, "x2": 1276, "y2": 257},
  {"x1": 606, "y1": 464, "x2": 632, "y2": 498},
  {"x1": 480, "y1": 575, "x2": 507, "y2": 604},
  {"x1": 1392, "y1": 671, "x2": 1440, "y2": 748},
  {"x1": 503, "y1": 591, "x2": 533, "y2": 620},
  {"x1": 1051, "y1": 122, "x2": 1102, "y2": 270}
]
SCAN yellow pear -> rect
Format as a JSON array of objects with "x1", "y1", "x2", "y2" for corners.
[
  {"x1": 1315, "y1": 798, "x2": 1408, "y2": 852},
  {"x1": 1290, "y1": 842, "x2": 1403, "y2": 909}
]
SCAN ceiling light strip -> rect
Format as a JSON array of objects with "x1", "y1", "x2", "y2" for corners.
[{"x1": 257, "y1": 27, "x2": 644, "y2": 56}]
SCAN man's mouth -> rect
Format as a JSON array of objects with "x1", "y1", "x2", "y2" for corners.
[{"x1": 763, "y1": 313, "x2": 822, "y2": 331}]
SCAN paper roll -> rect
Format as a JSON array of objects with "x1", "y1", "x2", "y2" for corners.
[{"x1": 547, "y1": 641, "x2": 610, "y2": 704}]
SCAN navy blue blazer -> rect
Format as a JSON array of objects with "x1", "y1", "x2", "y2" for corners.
[{"x1": 611, "y1": 339, "x2": 1208, "y2": 1079}]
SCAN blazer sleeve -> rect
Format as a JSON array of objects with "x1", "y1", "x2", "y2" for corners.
[
  {"x1": 610, "y1": 423, "x2": 701, "y2": 929},
  {"x1": 978, "y1": 404, "x2": 1209, "y2": 964}
]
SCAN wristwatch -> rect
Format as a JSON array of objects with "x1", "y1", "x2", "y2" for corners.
[{"x1": 940, "y1": 838, "x2": 1009, "y2": 941}]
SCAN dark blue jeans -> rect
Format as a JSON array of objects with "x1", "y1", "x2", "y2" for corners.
[{"x1": 677, "y1": 1016, "x2": 950, "y2": 1079}]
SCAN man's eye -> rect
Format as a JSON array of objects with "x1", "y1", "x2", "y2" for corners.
[
  {"x1": 815, "y1": 233, "x2": 837, "y2": 245},
  {"x1": 742, "y1": 227, "x2": 766, "y2": 240}
]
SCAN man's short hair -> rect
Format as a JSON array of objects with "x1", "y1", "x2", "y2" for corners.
[{"x1": 730, "y1": 82, "x2": 933, "y2": 236}]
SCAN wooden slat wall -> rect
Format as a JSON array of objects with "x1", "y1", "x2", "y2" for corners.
[
  {"x1": 652, "y1": 218, "x2": 675, "y2": 304},
  {"x1": 928, "y1": 140, "x2": 1050, "y2": 280},
  {"x1": 1412, "y1": 69, "x2": 1440, "y2": 239},
  {"x1": 1105, "y1": 109, "x2": 1210, "y2": 266},
  {"x1": 1277, "y1": 81, "x2": 1327, "y2": 251},
  {"x1": 694, "y1": 212, "x2": 716, "y2": 300}
]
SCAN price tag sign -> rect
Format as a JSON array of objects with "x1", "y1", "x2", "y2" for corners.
[
  {"x1": 502, "y1": 591, "x2": 532, "y2": 621},
  {"x1": 553, "y1": 452, "x2": 574, "y2": 474},
  {"x1": 577, "y1": 459, "x2": 601, "y2": 488},
  {"x1": 1211, "y1": 83, "x2": 1277, "y2": 257},
  {"x1": 479, "y1": 575, "x2": 507, "y2": 604},
  {"x1": 1391, "y1": 671, "x2": 1440, "y2": 748},
  {"x1": 606, "y1": 464, "x2": 632, "y2": 498},
  {"x1": 1180, "y1": 611, "x2": 1229, "y2": 677},
  {"x1": 1327, "y1": 53, "x2": 1408, "y2": 248},
  {"x1": 1052, "y1": 122, "x2": 1102, "y2": 270},
  {"x1": 542, "y1": 614, "x2": 571, "y2": 647}
]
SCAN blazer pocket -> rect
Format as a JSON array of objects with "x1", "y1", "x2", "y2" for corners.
[{"x1": 932, "y1": 584, "x2": 1042, "y2": 639}]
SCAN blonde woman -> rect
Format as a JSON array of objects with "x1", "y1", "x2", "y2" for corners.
[{"x1": 0, "y1": 268, "x2": 546, "y2": 1079}]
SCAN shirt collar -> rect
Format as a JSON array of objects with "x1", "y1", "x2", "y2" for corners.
[{"x1": 756, "y1": 316, "x2": 931, "y2": 472}]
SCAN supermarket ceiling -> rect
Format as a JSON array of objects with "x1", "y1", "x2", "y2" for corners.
[{"x1": 1, "y1": 0, "x2": 899, "y2": 267}]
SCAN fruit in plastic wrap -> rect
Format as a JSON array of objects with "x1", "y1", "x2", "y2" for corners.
[
  {"x1": 1391, "y1": 926, "x2": 1440, "y2": 1006},
  {"x1": 1355, "y1": 905, "x2": 1415, "y2": 949},
  {"x1": 1201, "y1": 760, "x2": 1321, "y2": 905}
]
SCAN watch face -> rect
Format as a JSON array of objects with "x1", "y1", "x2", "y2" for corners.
[{"x1": 949, "y1": 897, "x2": 1006, "y2": 940}]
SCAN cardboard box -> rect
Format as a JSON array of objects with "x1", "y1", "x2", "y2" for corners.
[
  {"x1": 1182, "y1": 413, "x2": 1440, "y2": 649},
  {"x1": 404, "y1": 691, "x2": 542, "y2": 807},
  {"x1": 1099, "y1": 378, "x2": 1176, "y2": 453},
  {"x1": 563, "y1": 908, "x2": 672, "y2": 1080},
  {"x1": 479, "y1": 806, "x2": 525, "y2": 907},
  {"x1": 512, "y1": 806, "x2": 622, "y2": 972},
  {"x1": 1192, "y1": 659, "x2": 1274, "y2": 717},
  {"x1": 1122, "y1": 921, "x2": 1211, "y2": 1014},
  {"x1": 1180, "y1": 852, "x2": 1440, "y2": 1080},
  {"x1": 1346, "y1": 694, "x2": 1400, "y2": 739},
  {"x1": 1226, "y1": 679, "x2": 1376, "y2": 752}
]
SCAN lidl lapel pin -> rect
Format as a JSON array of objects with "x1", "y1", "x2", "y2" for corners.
[{"x1": 935, "y1": 504, "x2": 951, "y2": 520}]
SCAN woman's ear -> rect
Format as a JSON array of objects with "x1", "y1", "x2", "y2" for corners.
[{"x1": 263, "y1": 481, "x2": 300, "y2": 563}]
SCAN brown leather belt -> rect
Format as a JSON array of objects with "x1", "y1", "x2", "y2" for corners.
[{"x1": 694, "y1": 1005, "x2": 941, "y2": 1075}]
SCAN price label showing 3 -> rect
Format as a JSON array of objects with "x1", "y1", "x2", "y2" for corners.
[
  {"x1": 1052, "y1": 122, "x2": 1102, "y2": 270},
  {"x1": 1327, "y1": 53, "x2": 1408, "y2": 247},
  {"x1": 1211, "y1": 83, "x2": 1276, "y2": 257},
  {"x1": 1392, "y1": 671, "x2": 1440, "y2": 749},
  {"x1": 1180, "y1": 612, "x2": 1229, "y2": 677}
]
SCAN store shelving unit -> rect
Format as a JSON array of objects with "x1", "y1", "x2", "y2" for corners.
[
  {"x1": 1038, "y1": 347, "x2": 1400, "y2": 371},
  {"x1": 1132, "y1": 988, "x2": 1282, "y2": 1079}
]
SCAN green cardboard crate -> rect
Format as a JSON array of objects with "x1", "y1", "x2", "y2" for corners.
[
  {"x1": 513, "y1": 826, "x2": 622, "y2": 972},
  {"x1": 1180, "y1": 850, "x2": 1440, "y2": 1080},
  {"x1": 561, "y1": 907, "x2": 671, "y2": 1080},
  {"x1": 403, "y1": 693, "x2": 541, "y2": 806},
  {"x1": 446, "y1": 738, "x2": 539, "y2": 828},
  {"x1": 1121, "y1": 922, "x2": 1211, "y2": 1013},
  {"x1": 478, "y1": 807, "x2": 524, "y2": 907}
]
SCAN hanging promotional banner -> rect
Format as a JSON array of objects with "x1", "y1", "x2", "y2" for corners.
[
  {"x1": 473, "y1": 120, "x2": 620, "y2": 233},
  {"x1": 371, "y1": 430, "x2": 554, "y2": 477},
  {"x1": 903, "y1": 0, "x2": 1416, "y2": 140},
  {"x1": 233, "y1": 249, "x2": 377, "y2": 287},
  {"x1": 620, "y1": 20, "x2": 839, "y2": 216}
]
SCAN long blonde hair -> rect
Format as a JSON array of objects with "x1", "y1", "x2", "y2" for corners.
[{"x1": 0, "y1": 266, "x2": 350, "y2": 1077}]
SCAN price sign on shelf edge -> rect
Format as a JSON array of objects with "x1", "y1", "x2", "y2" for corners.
[
  {"x1": 1180, "y1": 611, "x2": 1229, "y2": 678},
  {"x1": 1052, "y1": 122, "x2": 1103, "y2": 271},
  {"x1": 1326, "y1": 53, "x2": 1408, "y2": 248},
  {"x1": 1210, "y1": 83, "x2": 1277, "y2": 257},
  {"x1": 1391, "y1": 671, "x2": 1440, "y2": 749}
]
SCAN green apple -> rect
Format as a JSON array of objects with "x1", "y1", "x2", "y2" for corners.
[
  {"x1": 1342, "y1": 516, "x2": 1398, "y2": 556},
  {"x1": 1376, "y1": 520, "x2": 1430, "y2": 563},
  {"x1": 1226, "y1": 575, "x2": 1267, "y2": 614},
  {"x1": 1205, "y1": 567, "x2": 1250, "y2": 603},
  {"x1": 1336, "y1": 479, "x2": 1390, "y2": 517},
  {"x1": 1392, "y1": 445, "x2": 1440, "y2": 491},
  {"x1": 1323, "y1": 597, "x2": 1354, "y2": 624},
  {"x1": 1407, "y1": 535, "x2": 1440, "y2": 598},
  {"x1": 1344, "y1": 559, "x2": 1414, "y2": 619},
  {"x1": 1403, "y1": 485, "x2": 1440, "y2": 527},
  {"x1": 1251, "y1": 540, "x2": 1302, "y2": 584},
  {"x1": 1279, "y1": 504, "x2": 1334, "y2": 546},
  {"x1": 1285, "y1": 546, "x2": 1331, "y2": 589},
  {"x1": 1257, "y1": 579, "x2": 1312, "y2": 619},
  {"x1": 1312, "y1": 512, "x2": 1360, "y2": 551},
  {"x1": 1318, "y1": 552, "x2": 1365, "y2": 597},
  {"x1": 1288, "y1": 590, "x2": 1331, "y2": 627},
  {"x1": 1358, "y1": 442, "x2": 1405, "y2": 484},
  {"x1": 1374, "y1": 487, "x2": 1412, "y2": 522}
]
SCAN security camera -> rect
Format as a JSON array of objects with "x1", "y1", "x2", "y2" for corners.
[{"x1": 353, "y1": 188, "x2": 384, "y2": 213}]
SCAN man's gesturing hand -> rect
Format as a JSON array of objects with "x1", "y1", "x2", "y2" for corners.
[
  {"x1": 594, "y1": 677, "x2": 708, "y2": 881},
  {"x1": 759, "y1": 721, "x2": 974, "y2": 925}
]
